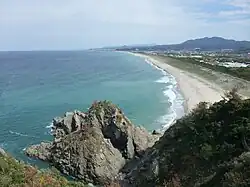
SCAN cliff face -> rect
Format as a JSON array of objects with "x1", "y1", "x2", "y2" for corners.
[
  {"x1": 125, "y1": 94, "x2": 250, "y2": 187},
  {"x1": 25, "y1": 101, "x2": 160, "y2": 185}
]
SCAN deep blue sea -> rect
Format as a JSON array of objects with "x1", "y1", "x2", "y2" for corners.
[{"x1": 0, "y1": 50, "x2": 184, "y2": 165}]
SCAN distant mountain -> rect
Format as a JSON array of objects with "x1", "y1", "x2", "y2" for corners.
[
  {"x1": 117, "y1": 37, "x2": 250, "y2": 52},
  {"x1": 101, "y1": 44, "x2": 156, "y2": 50}
]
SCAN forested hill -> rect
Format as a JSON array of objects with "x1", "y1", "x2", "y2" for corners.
[{"x1": 125, "y1": 89, "x2": 250, "y2": 187}]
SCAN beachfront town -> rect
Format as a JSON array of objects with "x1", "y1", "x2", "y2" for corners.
[{"x1": 137, "y1": 49, "x2": 250, "y2": 68}]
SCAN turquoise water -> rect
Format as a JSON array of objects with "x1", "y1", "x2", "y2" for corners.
[{"x1": 0, "y1": 50, "x2": 184, "y2": 164}]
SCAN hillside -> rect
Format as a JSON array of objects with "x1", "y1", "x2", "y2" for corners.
[
  {"x1": 124, "y1": 90, "x2": 250, "y2": 186},
  {"x1": 165, "y1": 37, "x2": 250, "y2": 51},
  {"x1": 0, "y1": 149, "x2": 86, "y2": 187},
  {"x1": 117, "y1": 37, "x2": 250, "y2": 51}
]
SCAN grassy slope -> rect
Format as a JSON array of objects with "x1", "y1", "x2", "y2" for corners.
[{"x1": 0, "y1": 152, "x2": 86, "y2": 187}]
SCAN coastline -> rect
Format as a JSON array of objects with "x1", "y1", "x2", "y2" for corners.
[{"x1": 130, "y1": 52, "x2": 224, "y2": 114}]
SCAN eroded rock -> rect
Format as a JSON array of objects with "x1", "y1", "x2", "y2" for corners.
[
  {"x1": 25, "y1": 142, "x2": 52, "y2": 161},
  {"x1": 25, "y1": 101, "x2": 160, "y2": 185}
]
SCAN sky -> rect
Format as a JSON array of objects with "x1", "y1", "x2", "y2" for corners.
[{"x1": 0, "y1": 0, "x2": 250, "y2": 51}]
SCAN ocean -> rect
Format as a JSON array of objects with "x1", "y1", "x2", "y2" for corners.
[{"x1": 0, "y1": 50, "x2": 184, "y2": 165}]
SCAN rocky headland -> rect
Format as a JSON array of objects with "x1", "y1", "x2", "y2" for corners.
[{"x1": 25, "y1": 100, "x2": 160, "y2": 185}]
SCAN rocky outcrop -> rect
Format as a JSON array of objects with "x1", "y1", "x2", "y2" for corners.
[
  {"x1": 25, "y1": 142, "x2": 52, "y2": 161},
  {"x1": 25, "y1": 100, "x2": 160, "y2": 185}
]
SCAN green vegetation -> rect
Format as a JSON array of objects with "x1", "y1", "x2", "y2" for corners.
[
  {"x1": 0, "y1": 152, "x2": 86, "y2": 187},
  {"x1": 134, "y1": 89, "x2": 250, "y2": 187},
  {"x1": 169, "y1": 56, "x2": 250, "y2": 81},
  {"x1": 88, "y1": 100, "x2": 118, "y2": 123},
  {"x1": 89, "y1": 100, "x2": 114, "y2": 115}
]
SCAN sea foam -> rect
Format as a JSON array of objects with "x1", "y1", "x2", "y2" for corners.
[
  {"x1": 145, "y1": 58, "x2": 185, "y2": 131},
  {"x1": 46, "y1": 122, "x2": 53, "y2": 129},
  {"x1": 163, "y1": 85, "x2": 177, "y2": 103},
  {"x1": 155, "y1": 76, "x2": 170, "y2": 84},
  {"x1": 9, "y1": 130, "x2": 29, "y2": 137},
  {"x1": 9, "y1": 130, "x2": 38, "y2": 138},
  {"x1": 45, "y1": 122, "x2": 54, "y2": 135}
]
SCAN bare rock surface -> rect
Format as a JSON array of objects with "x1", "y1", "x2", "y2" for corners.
[{"x1": 25, "y1": 101, "x2": 160, "y2": 185}]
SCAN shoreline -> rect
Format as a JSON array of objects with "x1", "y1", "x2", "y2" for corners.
[
  {"x1": 144, "y1": 57, "x2": 189, "y2": 114},
  {"x1": 142, "y1": 57, "x2": 185, "y2": 130},
  {"x1": 130, "y1": 52, "x2": 225, "y2": 114}
]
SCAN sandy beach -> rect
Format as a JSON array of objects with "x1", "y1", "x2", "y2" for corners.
[{"x1": 133, "y1": 53, "x2": 225, "y2": 112}]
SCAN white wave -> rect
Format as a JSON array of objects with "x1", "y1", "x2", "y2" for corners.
[
  {"x1": 9, "y1": 130, "x2": 38, "y2": 138},
  {"x1": 152, "y1": 66, "x2": 184, "y2": 131},
  {"x1": 145, "y1": 59, "x2": 166, "y2": 75},
  {"x1": 157, "y1": 110, "x2": 177, "y2": 131},
  {"x1": 45, "y1": 122, "x2": 54, "y2": 135},
  {"x1": 168, "y1": 74, "x2": 177, "y2": 85},
  {"x1": 46, "y1": 122, "x2": 53, "y2": 129},
  {"x1": 162, "y1": 85, "x2": 185, "y2": 130},
  {"x1": 141, "y1": 55, "x2": 185, "y2": 131},
  {"x1": 174, "y1": 90, "x2": 186, "y2": 113},
  {"x1": 163, "y1": 86, "x2": 177, "y2": 103},
  {"x1": 9, "y1": 130, "x2": 29, "y2": 137},
  {"x1": 155, "y1": 76, "x2": 170, "y2": 84},
  {"x1": 160, "y1": 85, "x2": 178, "y2": 130},
  {"x1": 0, "y1": 143, "x2": 7, "y2": 149}
]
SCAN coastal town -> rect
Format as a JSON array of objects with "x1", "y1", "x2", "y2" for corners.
[
  {"x1": 116, "y1": 37, "x2": 250, "y2": 69},
  {"x1": 143, "y1": 50, "x2": 250, "y2": 68}
]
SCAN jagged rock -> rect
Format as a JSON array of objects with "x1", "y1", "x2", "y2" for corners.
[
  {"x1": 133, "y1": 126, "x2": 159, "y2": 156},
  {"x1": 25, "y1": 101, "x2": 160, "y2": 185},
  {"x1": 72, "y1": 113, "x2": 82, "y2": 131},
  {"x1": 51, "y1": 110, "x2": 85, "y2": 142},
  {"x1": 25, "y1": 142, "x2": 52, "y2": 161},
  {"x1": 50, "y1": 128, "x2": 126, "y2": 184}
]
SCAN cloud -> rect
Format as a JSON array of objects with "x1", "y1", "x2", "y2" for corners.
[
  {"x1": 0, "y1": 0, "x2": 197, "y2": 26},
  {"x1": 228, "y1": 0, "x2": 250, "y2": 9},
  {"x1": 0, "y1": 0, "x2": 249, "y2": 50}
]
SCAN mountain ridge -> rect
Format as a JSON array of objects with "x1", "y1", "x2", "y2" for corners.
[{"x1": 116, "y1": 37, "x2": 250, "y2": 51}]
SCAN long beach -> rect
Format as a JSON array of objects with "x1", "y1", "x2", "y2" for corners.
[{"x1": 133, "y1": 53, "x2": 225, "y2": 112}]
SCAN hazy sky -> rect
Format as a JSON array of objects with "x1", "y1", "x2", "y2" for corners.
[{"x1": 0, "y1": 0, "x2": 250, "y2": 50}]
